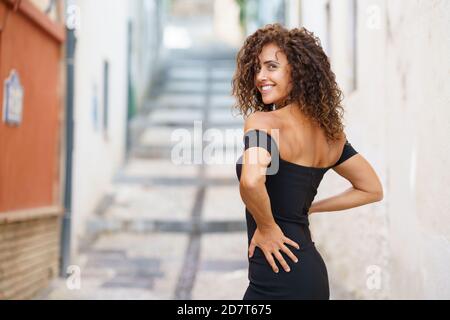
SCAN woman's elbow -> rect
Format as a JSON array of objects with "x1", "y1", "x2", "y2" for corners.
[
  {"x1": 373, "y1": 189, "x2": 384, "y2": 202},
  {"x1": 240, "y1": 176, "x2": 264, "y2": 191},
  {"x1": 364, "y1": 176, "x2": 384, "y2": 203},
  {"x1": 357, "y1": 184, "x2": 383, "y2": 203},
  {"x1": 370, "y1": 185, "x2": 384, "y2": 202}
]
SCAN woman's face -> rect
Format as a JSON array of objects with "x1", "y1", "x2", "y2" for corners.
[{"x1": 255, "y1": 43, "x2": 292, "y2": 107}]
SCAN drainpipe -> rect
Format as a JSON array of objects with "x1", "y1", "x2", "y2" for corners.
[
  {"x1": 125, "y1": 20, "x2": 132, "y2": 158},
  {"x1": 60, "y1": 22, "x2": 76, "y2": 277}
]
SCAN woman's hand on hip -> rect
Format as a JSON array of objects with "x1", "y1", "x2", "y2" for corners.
[{"x1": 249, "y1": 224, "x2": 300, "y2": 273}]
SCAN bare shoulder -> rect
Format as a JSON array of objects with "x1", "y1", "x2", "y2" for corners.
[
  {"x1": 337, "y1": 131, "x2": 348, "y2": 144},
  {"x1": 244, "y1": 111, "x2": 280, "y2": 134},
  {"x1": 327, "y1": 131, "x2": 348, "y2": 155}
]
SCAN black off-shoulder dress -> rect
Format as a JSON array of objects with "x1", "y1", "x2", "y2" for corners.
[{"x1": 236, "y1": 129, "x2": 358, "y2": 300}]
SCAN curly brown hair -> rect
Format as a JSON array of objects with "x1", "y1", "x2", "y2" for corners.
[{"x1": 232, "y1": 23, "x2": 345, "y2": 142}]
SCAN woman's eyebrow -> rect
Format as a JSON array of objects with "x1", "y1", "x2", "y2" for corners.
[{"x1": 263, "y1": 60, "x2": 280, "y2": 65}]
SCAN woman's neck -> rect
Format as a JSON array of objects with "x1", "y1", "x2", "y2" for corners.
[{"x1": 277, "y1": 103, "x2": 317, "y2": 126}]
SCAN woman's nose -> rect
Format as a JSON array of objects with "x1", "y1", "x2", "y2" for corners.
[{"x1": 256, "y1": 70, "x2": 267, "y2": 83}]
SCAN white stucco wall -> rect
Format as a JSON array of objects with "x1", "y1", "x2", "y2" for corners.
[
  {"x1": 29, "y1": 0, "x2": 62, "y2": 22},
  {"x1": 300, "y1": 0, "x2": 330, "y2": 53},
  {"x1": 299, "y1": 0, "x2": 450, "y2": 299},
  {"x1": 213, "y1": 0, "x2": 243, "y2": 48},
  {"x1": 71, "y1": 0, "x2": 129, "y2": 256},
  {"x1": 129, "y1": 0, "x2": 166, "y2": 109},
  {"x1": 68, "y1": 0, "x2": 164, "y2": 259}
]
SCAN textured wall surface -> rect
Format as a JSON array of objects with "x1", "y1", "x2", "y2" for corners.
[
  {"x1": 70, "y1": 0, "x2": 129, "y2": 257},
  {"x1": 0, "y1": 214, "x2": 61, "y2": 299},
  {"x1": 303, "y1": 0, "x2": 450, "y2": 299}
]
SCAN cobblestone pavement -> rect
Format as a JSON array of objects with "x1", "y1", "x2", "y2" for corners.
[{"x1": 37, "y1": 41, "x2": 251, "y2": 300}]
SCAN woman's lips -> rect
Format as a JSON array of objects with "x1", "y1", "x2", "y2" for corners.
[{"x1": 260, "y1": 84, "x2": 274, "y2": 94}]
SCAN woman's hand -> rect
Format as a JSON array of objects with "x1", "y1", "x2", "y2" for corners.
[{"x1": 248, "y1": 224, "x2": 300, "y2": 273}]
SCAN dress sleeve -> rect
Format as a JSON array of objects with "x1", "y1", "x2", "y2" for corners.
[
  {"x1": 332, "y1": 140, "x2": 358, "y2": 167},
  {"x1": 243, "y1": 129, "x2": 277, "y2": 156}
]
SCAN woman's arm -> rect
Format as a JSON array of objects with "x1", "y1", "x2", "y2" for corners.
[
  {"x1": 240, "y1": 112, "x2": 278, "y2": 230},
  {"x1": 309, "y1": 153, "x2": 383, "y2": 214},
  {"x1": 239, "y1": 146, "x2": 275, "y2": 229},
  {"x1": 239, "y1": 113, "x2": 300, "y2": 273},
  {"x1": 240, "y1": 146, "x2": 300, "y2": 273}
]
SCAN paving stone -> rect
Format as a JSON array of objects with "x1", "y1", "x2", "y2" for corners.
[
  {"x1": 192, "y1": 233, "x2": 248, "y2": 300},
  {"x1": 44, "y1": 283, "x2": 165, "y2": 300},
  {"x1": 210, "y1": 94, "x2": 237, "y2": 109},
  {"x1": 203, "y1": 186, "x2": 244, "y2": 222},
  {"x1": 154, "y1": 94, "x2": 206, "y2": 108},
  {"x1": 201, "y1": 128, "x2": 243, "y2": 165},
  {"x1": 139, "y1": 126, "x2": 195, "y2": 147},
  {"x1": 167, "y1": 68, "x2": 207, "y2": 80},
  {"x1": 205, "y1": 163, "x2": 240, "y2": 180},
  {"x1": 42, "y1": 233, "x2": 189, "y2": 299},
  {"x1": 148, "y1": 109, "x2": 204, "y2": 124},
  {"x1": 191, "y1": 270, "x2": 248, "y2": 300},
  {"x1": 200, "y1": 259, "x2": 247, "y2": 272},
  {"x1": 198, "y1": 233, "x2": 247, "y2": 265},
  {"x1": 121, "y1": 159, "x2": 199, "y2": 178},
  {"x1": 103, "y1": 185, "x2": 196, "y2": 221},
  {"x1": 211, "y1": 81, "x2": 232, "y2": 93},
  {"x1": 211, "y1": 68, "x2": 235, "y2": 80},
  {"x1": 209, "y1": 108, "x2": 240, "y2": 122},
  {"x1": 139, "y1": 126, "x2": 183, "y2": 147},
  {"x1": 164, "y1": 80, "x2": 208, "y2": 93}
]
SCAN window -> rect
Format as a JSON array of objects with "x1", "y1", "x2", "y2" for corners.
[{"x1": 103, "y1": 60, "x2": 110, "y2": 137}]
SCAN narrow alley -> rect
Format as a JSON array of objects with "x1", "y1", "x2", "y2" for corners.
[
  {"x1": 38, "y1": 42, "x2": 250, "y2": 299},
  {"x1": 1, "y1": 0, "x2": 449, "y2": 301}
]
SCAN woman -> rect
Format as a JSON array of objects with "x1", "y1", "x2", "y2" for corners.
[{"x1": 232, "y1": 24, "x2": 383, "y2": 300}]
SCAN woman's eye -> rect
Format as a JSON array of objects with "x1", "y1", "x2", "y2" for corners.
[{"x1": 268, "y1": 65, "x2": 276, "y2": 70}]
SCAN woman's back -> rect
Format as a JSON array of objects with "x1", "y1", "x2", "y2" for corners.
[
  {"x1": 254, "y1": 106, "x2": 347, "y2": 169},
  {"x1": 235, "y1": 106, "x2": 361, "y2": 299}
]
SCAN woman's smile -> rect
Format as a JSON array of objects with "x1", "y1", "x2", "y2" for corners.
[{"x1": 259, "y1": 84, "x2": 276, "y2": 95}]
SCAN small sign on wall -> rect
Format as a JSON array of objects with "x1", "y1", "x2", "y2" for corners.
[{"x1": 3, "y1": 70, "x2": 24, "y2": 126}]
